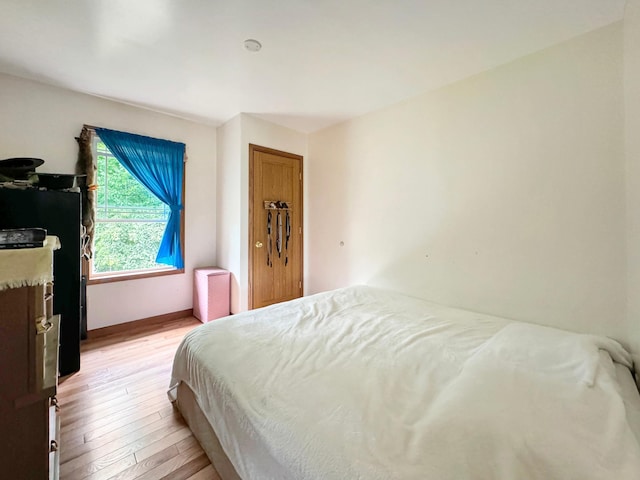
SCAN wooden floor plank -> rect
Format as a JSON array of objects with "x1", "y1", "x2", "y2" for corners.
[
  {"x1": 60, "y1": 402, "x2": 186, "y2": 472},
  {"x1": 134, "y1": 426, "x2": 197, "y2": 463},
  {"x1": 66, "y1": 453, "x2": 137, "y2": 480},
  {"x1": 57, "y1": 316, "x2": 221, "y2": 479},
  {"x1": 131, "y1": 444, "x2": 205, "y2": 480},
  {"x1": 61, "y1": 393, "x2": 170, "y2": 439},
  {"x1": 104, "y1": 445, "x2": 180, "y2": 480},
  {"x1": 161, "y1": 453, "x2": 211, "y2": 480},
  {"x1": 186, "y1": 464, "x2": 221, "y2": 480},
  {"x1": 83, "y1": 411, "x2": 162, "y2": 443}
]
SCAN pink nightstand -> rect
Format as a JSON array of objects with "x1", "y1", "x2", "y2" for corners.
[{"x1": 193, "y1": 267, "x2": 230, "y2": 322}]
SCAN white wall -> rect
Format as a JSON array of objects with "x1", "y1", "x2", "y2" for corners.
[
  {"x1": 2, "y1": 20, "x2": 630, "y2": 353},
  {"x1": 216, "y1": 115, "x2": 242, "y2": 312},
  {"x1": 625, "y1": 0, "x2": 640, "y2": 366},
  {"x1": 216, "y1": 113, "x2": 307, "y2": 313},
  {"x1": 308, "y1": 23, "x2": 628, "y2": 344},
  {"x1": 0, "y1": 74, "x2": 217, "y2": 330}
]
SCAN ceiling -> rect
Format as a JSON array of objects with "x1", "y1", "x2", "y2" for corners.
[{"x1": 0, "y1": 0, "x2": 627, "y2": 133}]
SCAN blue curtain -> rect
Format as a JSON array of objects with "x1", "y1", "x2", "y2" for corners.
[{"x1": 95, "y1": 127, "x2": 185, "y2": 269}]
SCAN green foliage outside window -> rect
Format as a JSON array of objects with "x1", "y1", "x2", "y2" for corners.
[
  {"x1": 92, "y1": 139, "x2": 170, "y2": 274},
  {"x1": 93, "y1": 222, "x2": 167, "y2": 272}
]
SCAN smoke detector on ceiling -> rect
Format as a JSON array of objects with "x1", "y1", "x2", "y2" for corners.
[{"x1": 244, "y1": 39, "x2": 262, "y2": 52}]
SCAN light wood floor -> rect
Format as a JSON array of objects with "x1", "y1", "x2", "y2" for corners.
[{"x1": 57, "y1": 316, "x2": 221, "y2": 480}]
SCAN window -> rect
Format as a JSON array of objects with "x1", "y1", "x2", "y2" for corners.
[{"x1": 88, "y1": 128, "x2": 185, "y2": 283}]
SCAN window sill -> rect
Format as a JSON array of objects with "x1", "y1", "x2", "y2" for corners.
[{"x1": 87, "y1": 267, "x2": 184, "y2": 285}]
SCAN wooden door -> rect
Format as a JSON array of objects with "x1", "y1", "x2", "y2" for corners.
[{"x1": 249, "y1": 144, "x2": 303, "y2": 309}]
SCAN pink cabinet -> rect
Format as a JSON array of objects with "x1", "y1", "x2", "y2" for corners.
[{"x1": 193, "y1": 267, "x2": 230, "y2": 322}]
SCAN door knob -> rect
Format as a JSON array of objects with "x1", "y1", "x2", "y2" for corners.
[{"x1": 255, "y1": 241, "x2": 263, "y2": 248}]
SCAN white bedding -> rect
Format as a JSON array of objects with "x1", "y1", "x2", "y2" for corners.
[{"x1": 170, "y1": 286, "x2": 640, "y2": 479}]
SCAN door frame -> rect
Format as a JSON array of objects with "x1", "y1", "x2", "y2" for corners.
[{"x1": 248, "y1": 143, "x2": 304, "y2": 310}]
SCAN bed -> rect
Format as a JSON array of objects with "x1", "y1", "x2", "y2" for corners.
[{"x1": 169, "y1": 285, "x2": 640, "y2": 479}]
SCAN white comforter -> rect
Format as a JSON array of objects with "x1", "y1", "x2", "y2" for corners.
[{"x1": 170, "y1": 286, "x2": 640, "y2": 480}]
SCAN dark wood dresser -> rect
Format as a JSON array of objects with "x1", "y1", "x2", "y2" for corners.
[{"x1": 0, "y1": 237, "x2": 61, "y2": 479}]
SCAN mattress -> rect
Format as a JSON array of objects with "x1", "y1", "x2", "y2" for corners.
[
  {"x1": 170, "y1": 285, "x2": 640, "y2": 480},
  {"x1": 615, "y1": 362, "x2": 640, "y2": 444}
]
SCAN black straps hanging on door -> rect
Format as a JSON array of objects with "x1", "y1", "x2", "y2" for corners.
[
  {"x1": 285, "y1": 210, "x2": 290, "y2": 266},
  {"x1": 276, "y1": 209, "x2": 282, "y2": 258},
  {"x1": 265, "y1": 200, "x2": 291, "y2": 267},
  {"x1": 266, "y1": 210, "x2": 272, "y2": 267}
]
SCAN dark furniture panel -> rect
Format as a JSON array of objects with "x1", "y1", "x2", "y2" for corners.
[{"x1": 0, "y1": 187, "x2": 82, "y2": 375}]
